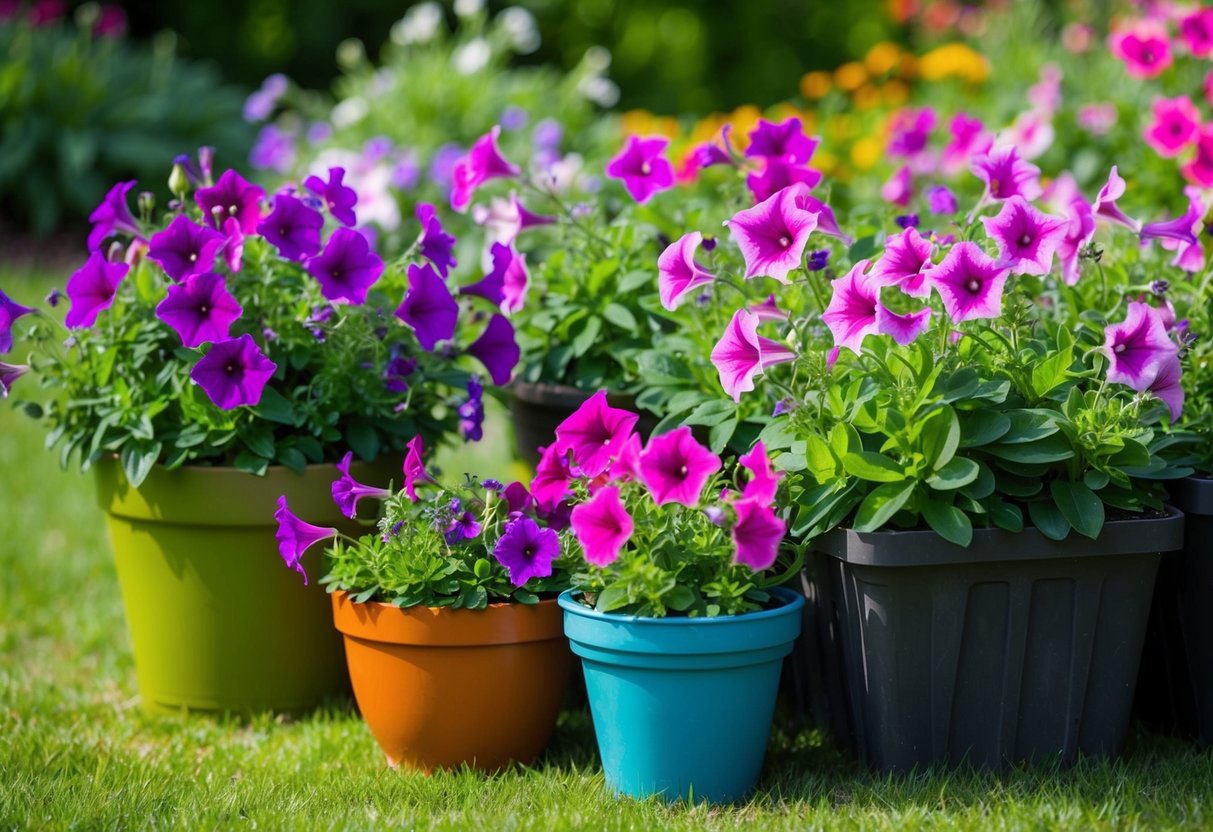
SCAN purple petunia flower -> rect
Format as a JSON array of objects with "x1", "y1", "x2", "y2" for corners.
[
  {"x1": 731, "y1": 497, "x2": 785, "y2": 571},
  {"x1": 155, "y1": 272, "x2": 243, "y2": 348},
  {"x1": 1103, "y1": 301, "x2": 1179, "y2": 392},
  {"x1": 605, "y1": 135, "x2": 675, "y2": 204},
  {"x1": 274, "y1": 495, "x2": 337, "y2": 585},
  {"x1": 868, "y1": 227, "x2": 935, "y2": 297},
  {"x1": 658, "y1": 231, "x2": 715, "y2": 311},
  {"x1": 895, "y1": 214, "x2": 919, "y2": 229},
  {"x1": 1056, "y1": 198, "x2": 1096, "y2": 286},
  {"x1": 928, "y1": 241, "x2": 1011, "y2": 323},
  {"x1": 0, "y1": 361, "x2": 29, "y2": 398},
  {"x1": 941, "y1": 113, "x2": 993, "y2": 176},
  {"x1": 445, "y1": 510, "x2": 482, "y2": 543},
  {"x1": 493, "y1": 516, "x2": 561, "y2": 587},
  {"x1": 927, "y1": 185, "x2": 958, "y2": 215},
  {"x1": 887, "y1": 107, "x2": 937, "y2": 159},
  {"x1": 791, "y1": 191, "x2": 851, "y2": 243},
  {"x1": 402, "y1": 435, "x2": 432, "y2": 502},
  {"x1": 0, "y1": 290, "x2": 36, "y2": 354},
  {"x1": 1093, "y1": 166, "x2": 1142, "y2": 233},
  {"x1": 970, "y1": 145, "x2": 1042, "y2": 204},
  {"x1": 466, "y1": 314, "x2": 520, "y2": 386},
  {"x1": 384, "y1": 351, "x2": 417, "y2": 394},
  {"x1": 980, "y1": 196, "x2": 1069, "y2": 276},
  {"x1": 250, "y1": 124, "x2": 297, "y2": 174},
  {"x1": 710, "y1": 308, "x2": 797, "y2": 402},
  {"x1": 87, "y1": 180, "x2": 141, "y2": 251},
  {"x1": 746, "y1": 158, "x2": 823, "y2": 204},
  {"x1": 881, "y1": 166, "x2": 914, "y2": 208},
  {"x1": 806, "y1": 249, "x2": 830, "y2": 272},
  {"x1": 822, "y1": 261, "x2": 885, "y2": 354},
  {"x1": 725, "y1": 184, "x2": 818, "y2": 284},
  {"x1": 637, "y1": 426, "x2": 722, "y2": 507},
  {"x1": 243, "y1": 73, "x2": 288, "y2": 122},
  {"x1": 64, "y1": 252, "x2": 129, "y2": 329},
  {"x1": 45, "y1": 287, "x2": 62, "y2": 308},
  {"x1": 306, "y1": 228, "x2": 384, "y2": 305},
  {"x1": 450, "y1": 126, "x2": 522, "y2": 212},
  {"x1": 1147, "y1": 354, "x2": 1185, "y2": 422},
  {"x1": 554, "y1": 390, "x2": 639, "y2": 479},
  {"x1": 190, "y1": 333, "x2": 277, "y2": 410},
  {"x1": 195, "y1": 169, "x2": 265, "y2": 234},
  {"x1": 1140, "y1": 206, "x2": 1200, "y2": 247},
  {"x1": 459, "y1": 376, "x2": 485, "y2": 441},
  {"x1": 416, "y1": 202, "x2": 458, "y2": 277},
  {"x1": 876, "y1": 305, "x2": 932, "y2": 346},
  {"x1": 147, "y1": 215, "x2": 224, "y2": 282},
  {"x1": 331, "y1": 451, "x2": 391, "y2": 519},
  {"x1": 303, "y1": 167, "x2": 358, "y2": 227},
  {"x1": 745, "y1": 117, "x2": 818, "y2": 165},
  {"x1": 258, "y1": 194, "x2": 324, "y2": 262},
  {"x1": 395, "y1": 262, "x2": 458, "y2": 351},
  {"x1": 570, "y1": 485, "x2": 633, "y2": 567}
]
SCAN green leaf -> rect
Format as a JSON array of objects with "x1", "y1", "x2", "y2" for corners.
[
  {"x1": 922, "y1": 498, "x2": 973, "y2": 546},
  {"x1": 120, "y1": 440, "x2": 162, "y2": 489},
  {"x1": 985, "y1": 434, "x2": 1073, "y2": 463},
  {"x1": 926, "y1": 457, "x2": 980, "y2": 490},
  {"x1": 1000, "y1": 410, "x2": 1060, "y2": 444},
  {"x1": 1028, "y1": 500, "x2": 1070, "y2": 541},
  {"x1": 957, "y1": 461, "x2": 995, "y2": 499},
  {"x1": 1049, "y1": 480, "x2": 1104, "y2": 540},
  {"x1": 842, "y1": 451, "x2": 905, "y2": 482},
  {"x1": 847, "y1": 234, "x2": 877, "y2": 261},
  {"x1": 240, "y1": 425, "x2": 276, "y2": 460},
  {"x1": 852, "y1": 480, "x2": 916, "y2": 532},
  {"x1": 571, "y1": 316, "x2": 603, "y2": 358},
  {"x1": 958, "y1": 411, "x2": 1011, "y2": 447},
  {"x1": 1030, "y1": 347, "x2": 1073, "y2": 398},
  {"x1": 708, "y1": 416, "x2": 738, "y2": 454},
  {"x1": 276, "y1": 446, "x2": 308, "y2": 473},
  {"x1": 919, "y1": 407, "x2": 960, "y2": 470},
  {"x1": 254, "y1": 387, "x2": 297, "y2": 425},
  {"x1": 616, "y1": 269, "x2": 652, "y2": 294},
  {"x1": 829, "y1": 422, "x2": 861, "y2": 459},
  {"x1": 345, "y1": 421, "x2": 380, "y2": 462},
  {"x1": 1083, "y1": 469, "x2": 1110, "y2": 490},
  {"x1": 987, "y1": 500, "x2": 1024, "y2": 532},
  {"x1": 473, "y1": 559, "x2": 492, "y2": 579},
  {"x1": 602, "y1": 303, "x2": 637, "y2": 332},
  {"x1": 667, "y1": 585, "x2": 695, "y2": 611},
  {"x1": 512, "y1": 589, "x2": 539, "y2": 605},
  {"x1": 804, "y1": 434, "x2": 837, "y2": 483},
  {"x1": 1109, "y1": 439, "x2": 1151, "y2": 468},
  {"x1": 596, "y1": 584, "x2": 631, "y2": 612},
  {"x1": 683, "y1": 400, "x2": 737, "y2": 428},
  {"x1": 233, "y1": 450, "x2": 269, "y2": 476}
]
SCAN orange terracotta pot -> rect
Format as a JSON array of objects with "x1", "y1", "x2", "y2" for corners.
[{"x1": 331, "y1": 591, "x2": 571, "y2": 772}]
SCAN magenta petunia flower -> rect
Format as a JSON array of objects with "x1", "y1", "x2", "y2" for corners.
[
  {"x1": 822, "y1": 260, "x2": 883, "y2": 354},
  {"x1": 638, "y1": 426, "x2": 722, "y2": 507},
  {"x1": 472, "y1": 193, "x2": 554, "y2": 253},
  {"x1": 791, "y1": 192, "x2": 851, "y2": 244},
  {"x1": 710, "y1": 308, "x2": 796, "y2": 402},
  {"x1": 147, "y1": 214, "x2": 224, "y2": 282},
  {"x1": 868, "y1": 227, "x2": 934, "y2": 297},
  {"x1": 739, "y1": 441, "x2": 781, "y2": 505},
  {"x1": 306, "y1": 227, "x2": 384, "y2": 304},
  {"x1": 1093, "y1": 166, "x2": 1142, "y2": 233},
  {"x1": 274, "y1": 495, "x2": 337, "y2": 585},
  {"x1": 461, "y1": 243, "x2": 528, "y2": 314},
  {"x1": 881, "y1": 166, "x2": 913, "y2": 207},
  {"x1": 1103, "y1": 301, "x2": 1179, "y2": 392},
  {"x1": 876, "y1": 305, "x2": 932, "y2": 346},
  {"x1": 745, "y1": 117, "x2": 818, "y2": 165},
  {"x1": 927, "y1": 185, "x2": 958, "y2": 215},
  {"x1": 402, "y1": 435, "x2": 430, "y2": 502},
  {"x1": 929, "y1": 241, "x2": 1010, "y2": 324},
  {"x1": 725, "y1": 184, "x2": 818, "y2": 284},
  {"x1": 195, "y1": 169, "x2": 265, "y2": 234},
  {"x1": 570, "y1": 485, "x2": 633, "y2": 567},
  {"x1": 451, "y1": 126, "x2": 522, "y2": 213},
  {"x1": 1182, "y1": 126, "x2": 1213, "y2": 188},
  {"x1": 155, "y1": 272, "x2": 243, "y2": 348},
  {"x1": 190, "y1": 333, "x2": 277, "y2": 410},
  {"x1": 257, "y1": 193, "x2": 324, "y2": 262},
  {"x1": 0, "y1": 361, "x2": 29, "y2": 398},
  {"x1": 887, "y1": 107, "x2": 937, "y2": 159},
  {"x1": 1110, "y1": 23, "x2": 1172, "y2": 79},
  {"x1": 493, "y1": 516, "x2": 560, "y2": 587},
  {"x1": 605, "y1": 135, "x2": 675, "y2": 204},
  {"x1": 748, "y1": 293, "x2": 788, "y2": 322},
  {"x1": 1180, "y1": 7, "x2": 1213, "y2": 58},
  {"x1": 221, "y1": 217, "x2": 245, "y2": 273},
  {"x1": 731, "y1": 498, "x2": 785, "y2": 571},
  {"x1": 1147, "y1": 354, "x2": 1184, "y2": 422},
  {"x1": 64, "y1": 252, "x2": 129, "y2": 329},
  {"x1": 1056, "y1": 198, "x2": 1096, "y2": 286},
  {"x1": 1140, "y1": 206, "x2": 1200, "y2": 248},
  {"x1": 658, "y1": 231, "x2": 715, "y2": 311},
  {"x1": 531, "y1": 443, "x2": 572, "y2": 506},
  {"x1": 554, "y1": 390, "x2": 639, "y2": 478},
  {"x1": 607, "y1": 432, "x2": 643, "y2": 482},
  {"x1": 980, "y1": 196, "x2": 1069, "y2": 276},
  {"x1": 466, "y1": 313, "x2": 519, "y2": 386},
  {"x1": 304, "y1": 167, "x2": 357, "y2": 227},
  {"x1": 395, "y1": 262, "x2": 458, "y2": 351},
  {"x1": 416, "y1": 202, "x2": 458, "y2": 277},
  {"x1": 970, "y1": 145, "x2": 1042, "y2": 203},
  {"x1": 331, "y1": 451, "x2": 391, "y2": 519},
  {"x1": 746, "y1": 159, "x2": 823, "y2": 204},
  {"x1": 941, "y1": 112, "x2": 993, "y2": 176},
  {"x1": 87, "y1": 180, "x2": 141, "y2": 251},
  {"x1": 1143, "y1": 97, "x2": 1201, "y2": 158},
  {"x1": 0, "y1": 289, "x2": 35, "y2": 353}
]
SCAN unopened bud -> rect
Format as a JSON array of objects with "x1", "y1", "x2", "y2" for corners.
[{"x1": 168, "y1": 162, "x2": 190, "y2": 200}]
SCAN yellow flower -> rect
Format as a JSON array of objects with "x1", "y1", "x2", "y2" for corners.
[
  {"x1": 800, "y1": 70, "x2": 832, "y2": 99},
  {"x1": 620, "y1": 110, "x2": 681, "y2": 139},
  {"x1": 864, "y1": 41, "x2": 902, "y2": 76},
  {"x1": 853, "y1": 84, "x2": 881, "y2": 111},
  {"x1": 919, "y1": 43, "x2": 989, "y2": 84},
  {"x1": 850, "y1": 137, "x2": 882, "y2": 171},
  {"x1": 834, "y1": 61, "x2": 868, "y2": 93},
  {"x1": 728, "y1": 105, "x2": 763, "y2": 148},
  {"x1": 881, "y1": 79, "x2": 910, "y2": 106}
]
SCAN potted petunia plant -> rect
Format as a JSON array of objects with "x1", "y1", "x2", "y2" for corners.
[
  {"x1": 273, "y1": 438, "x2": 572, "y2": 772},
  {"x1": 549, "y1": 392, "x2": 803, "y2": 804},
  {"x1": 673, "y1": 146, "x2": 1194, "y2": 770},
  {"x1": 0, "y1": 151, "x2": 521, "y2": 715}
]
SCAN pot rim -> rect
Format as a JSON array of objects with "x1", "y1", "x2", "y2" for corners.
[
  {"x1": 330, "y1": 589, "x2": 566, "y2": 646},
  {"x1": 1170, "y1": 476, "x2": 1213, "y2": 516},
  {"x1": 557, "y1": 585, "x2": 804, "y2": 625}
]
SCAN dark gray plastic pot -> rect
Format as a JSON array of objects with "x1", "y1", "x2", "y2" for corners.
[
  {"x1": 798, "y1": 508, "x2": 1184, "y2": 772},
  {"x1": 1136, "y1": 478, "x2": 1213, "y2": 743},
  {"x1": 509, "y1": 382, "x2": 656, "y2": 466}
]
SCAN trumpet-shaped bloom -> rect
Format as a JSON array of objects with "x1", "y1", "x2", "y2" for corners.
[
  {"x1": 1057, "y1": 198, "x2": 1096, "y2": 285},
  {"x1": 887, "y1": 107, "x2": 937, "y2": 159},
  {"x1": 638, "y1": 426, "x2": 722, "y2": 507},
  {"x1": 303, "y1": 166, "x2": 357, "y2": 226},
  {"x1": 155, "y1": 272, "x2": 243, "y2": 347},
  {"x1": 941, "y1": 112, "x2": 992, "y2": 176},
  {"x1": 1110, "y1": 23, "x2": 1172, "y2": 79},
  {"x1": 147, "y1": 215, "x2": 225, "y2": 281},
  {"x1": 876, "y1": 305, "x2": 932, "y2": 346},
  {"x1": 792, "y1": 192, "x2": 851, "y2": 243},
  {"x1": 1143, "y1": 97, "x2": 1201, "y2": 158},
  {"x1": 822, "y1": 261, "x2": 883, "y2": 353},
  {"x1": 725, "y1": 184, "x2": 818, "y2": 283},
  {"x1": 451, "y1": 126, "x2": 522, "y2": 212},
  {"x1": 395, "y1": 262, "x2": 458, "y2": 350},
  {"x1": 274, "y1": 495, "x2": 337, "y2": 584},
  {"x1": 927, "y1": 185, "x2": 958, "y2": 215},
  {"x1": 570, "y1": 485, "x2": 633, "y2": 567},
  {"x1": 748, "y1": 294, "x2": 788, "y2": 322},
  {"x1": 306, "y1": 228, "x2": 384, "y2": 304},
  {"x1": 739, "y1": 441, "x2": 781, "y2": 505},
  {"x1": 1104, "y1": 301, "x2": 1179, "y2": 391},
  {"x1": 402, "y1": 435, "x2": 430, "y2": 502},
  {"x1": 607, "y1": 432, "x2": 643, "y2": 482},
  {"x1": 745, "y1": 117, "x2": 818, "y2": 165},
  {"x1": 190, "y1": 333, "x2": 277, "y2": 410},
  {"x1": 196, "y1": 169, "x2": 266, "y2": 234},
  {"x1": 731, "y1": 498, "x2": 785, "y2": 571},
  {"x1": 1180, "y1": 7, "x2": 1213, "y2": 58},
  {"x1": 257, "y1": 194, "x2": 324, "y2": 262},
  {"x1": 746, "y1": 159, "x2": 822, "y2": 204},
  {"x1": 466, "y1": 313, "x2": 519, "y2": 385},
  {"x1": 980, "y1": 196, "x2": 1069, "y2": 276},
  {"x1": 880, "y1": 166, "x2": 913, "y2": 207},
  {"x1": 658, "y1": 231, "x2": 715, "y2": 310},
  {"x1": 461, "y1": 243, "x2": 528, "y2": 313},
  {"x1": 0, "y1": 290, "x2": 35, "y2": 353},
  {"x1": 493, "y1": 516, "x2": 560, "y2": 587},
  {"x1": 331, "y1": 451, "x2": 391, "y2": 518},
  {"x1": 417, "y1": 203, "x2": 458, "y2": 276},
  {"x1": 531, "y1": 443, "x2": 572, "y2": 505},
  {"x1": 1147, "y1": 354, "x2": 1185, "y2": 422},
  {"x1": 1140, "y1": 207, "x2": 1200, "y2": 247},
  {"x1": 65, "y1": 252, "x2": 129, "y2": 328},
  {"x1": 868, "y1": 227, "x2": 934, "y2": 297},
  {"x1": 929, "y1": 242, "x2": 1010, "y2": 323},
  {"x1": 471, "y1": 193, "x2": 554, "y2": 253},
  {"x1": 710, "y1": 308, "x2": 797, "y2": 401},
  {"x1": 1182, "y1": 126, "x2": 1213, "y2": 188},
  {"x1": 87, "y1": 180, "x2": 141, "y2": 251},
  {"x1": 605, "y1": 135, "x2": 675, "y2": 204},
  {"x1": 0, "y1": 361, "x2": 29, "y2": 398},
  {"x1": 554, "y1": 390, "x2": 639, "y2": 478},
  {"x1": 970, "y1": 145, "x2": 1042, "y2": 203},
  {"x1": 1094, "y1": 166, "x2": 1142, "y2": 232}
]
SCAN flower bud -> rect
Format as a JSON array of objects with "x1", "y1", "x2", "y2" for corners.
[
  {"x1": 168, "y1": 162, "x2": 190, "y2": 200},
  {"x1": 138, "y1": 191, "x2": 156, "y2": 217}
]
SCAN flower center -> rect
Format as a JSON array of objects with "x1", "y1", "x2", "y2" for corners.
[
  {"x1": 228, "y1": 205, "x2": 238, "y2": 215},
  {"x1": 965, "y1": 278, "x2": 982, "y2": 294},
  {"x1": 640, "y1": 161, "x2": 651, "y2": 175},
  {"x1": 522, "y1": 545, "x2": 535, "y2": 558},
  {"x1": 280, "y1": 227, "x2": 288, "y2": 236},
  {"x1": 199, "y1": 304, "x2": 209, "y2": 314},
  {"x1": 1018, "y1": 233, "x2": 1033, "y2": 247},
  {"x1": 331, "y1": 269, "x2": 340, "y2": 278},
  {"x1": 225, "y1": 363, "x2": 236, "y2": 374},
  {"x1": 679, "y1": 464, "x2": 688, "y2": 477},
  {"x1": 990, "y1": 177, "x2": 1001, "y2": 194},
  {"x1": 779, "y1": 234, "x2": 791, "y2": 248},
  {"x1": 189, "y1": 253, "x2": 197, "y2": 262},
  {"x1": 1114, "y1": 343, "x2": 1126, "y2": 353}
]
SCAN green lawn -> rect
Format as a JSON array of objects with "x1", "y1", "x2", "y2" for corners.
[{"x1": 3, "y1": 265, "x2": 1213, "y2": 830}]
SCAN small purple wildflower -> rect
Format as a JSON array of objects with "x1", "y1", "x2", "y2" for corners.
[
  {"x1": 895, "y1": 214, "x2": 920, "y2": 229},
  {"x1": 807, "y1": 249, "x2": 830, "y2": 271},
  {"x1": 458, "y1": 376, "x2": 485, "y2": 441},
  {"x1": 927, "y1": 185, "x2": 958, "y2": 214},
  {"x1": 304, "y1": 167, "x2": 358, "y2": 227}
]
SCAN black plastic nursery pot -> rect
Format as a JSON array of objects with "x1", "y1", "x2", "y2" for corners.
[
  {"x1": 797, "y1": 508, "x2": 1184, "y2": 772},
  {"x1": 509, "y1": 381, "x2": 657, "y2": 466},
  {"x1": 1136, "y1": 477, "x2": 1213, "y2": 743}
]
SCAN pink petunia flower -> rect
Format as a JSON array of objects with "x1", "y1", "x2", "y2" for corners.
[
  {"x1": 1181, "y1": 126, "x2": 1213, "y2": 188},
  {"x1": 554, "y1": 390, "x2": 639, "y2": 478},
  {"x1": 724, "y1": 184, "x2": 818, "y2": 283},
  {"x1": 868, "y1": 227, "x2": 935, "y2": 297},
  {"x1": 822, "y1": 260, "x2": 882, "y2": 354},
  {"x1": 731, "y1": 498, "x2": 785, "y2": 571},
  {"x1": 605, "y1": 135, "x2": 675, "y2": 204},
  {"x1": 1094, "y1": 166, "x2": 1142, "y2": 232},
  {"x1": 1103, "y1": 301, "x2": 1179, "y2": 392},
  {"x1": 745, "y1": 117, "x2": 819, "y2": 165},
  {"x1": 881, "y1": 166, "x2": 913, "y2": 207},
  {"x1": 274, "y1": 495, "x2": 337, "y2": 585},
  {"x1": 657, "y1": 231, "x2": 715, "y2": 311},
  {"x1": 980, "y1": 196, "x2": 1069, "y2": 276},
  {"x1": 745, "y1": 158, "x2": 822, "y2": 204},
  {"x1": 875, "y1": 306, "x2": 932, "y2": 346},
  {"x1": 531, "y1": 443, "x2": 573, "y2": 506},
  {"x1": 1056, "y1": 198, "x2": 1096, "y2": 286},
  {"x1": 929, "y1": 241, "x2": 1010, "y2": 323},
  {"x1": 710, "y1": 308, "x2": 797, "y2": 402},
  {"x1": 970, "y1": 145, "x2": 1042, "y2": 204},
  {"x1": 1109, "y1": 22, "x2": 1173, "y2": 78},
  {"x1": 65, "y1": 252, "x2": 129, "y2": 329},
  {"x1": 738, "y1": 441, "x2": 782, "y2": 505},
  {"x1": 941, "y1": 112, "x2": 993, "y2": 176},
  {"x1": 450, "y1": 126, "x2": 522, "y2": 213},
  {"x1": 637, "y1": 426, "x2": 722, "y2": 507},
  {"x1": 402, "y1": 435, "x2": 430, "y2": 502},
  {"x1": 1143, "y1": 97, "x2": 1201, "y2": 158},
  {"x1": 1179, "y1": 7, "x2": 1213, "y2": 58},
  {"x1": 570, "y1": 485, "x2": 633, "y2": 567},
  {"x1": 1147, "y1": 353, "x2": 1185, "y2": 422}
]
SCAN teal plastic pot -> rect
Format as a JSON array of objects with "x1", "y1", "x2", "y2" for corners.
[{"x1": 559, "y1": 588, "x2": 804, "y2": 803}]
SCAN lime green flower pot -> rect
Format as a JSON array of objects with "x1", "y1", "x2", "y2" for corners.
[{"x1": 95, "y1": 458, "x2": 382, "y2": 715}]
